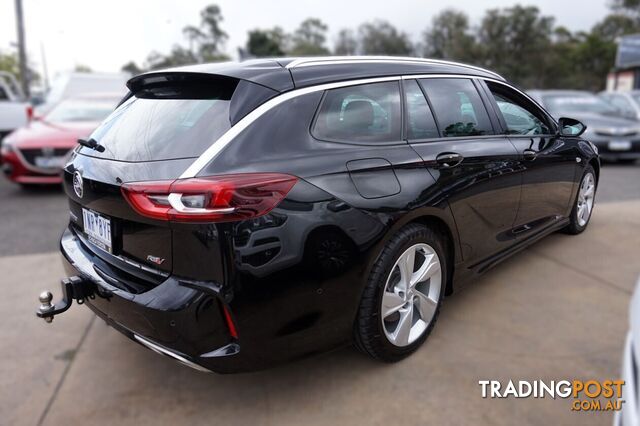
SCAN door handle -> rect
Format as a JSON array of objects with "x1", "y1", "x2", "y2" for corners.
[
  {"x1": 435, "y1": 152, "x2": 463, "y2": 168},
  {"x1": 523, "y1": 149, "x2": 537, "y2": 161}
]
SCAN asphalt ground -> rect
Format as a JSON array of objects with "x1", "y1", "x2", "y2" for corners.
[{"x1": 0, "y1": 162, "x2": 639, "y2": 425}]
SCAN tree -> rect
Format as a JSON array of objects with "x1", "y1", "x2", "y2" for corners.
[
  {"x1": 245, "y1": 27, "x2": 287, "y2": 57},
  {"x1": 0, "y1": 50, "x2": 39, "y2": 86},
  {"x1": 422, "y1": 9, "x2": 476, "y2": 62},
  {"x1": 290, "y1": 18, "x2": 330, "y2": 55},
  {"x1": 146, "y1": 45, "x2": 197, "y2": 70},
  {"x1": 334, "y1": 29, "x2": 358, "y2": 55},
  {"x1": 476, "y1": 6, "x2": 555, "y2": 88},
  {"x1": 183, "y1": 4, "x2": 229, "y2": 61},
  {"x1": 592, "y1": 14, "x2": 639, "y2": 41},
  {"x1": 612, "y1": 0, "x2": 640, "y2": 19},
  {"x1": 359, "y1": 20, "x2": 413, "y2": 55},
  {"x1": 121, "y1": 61, "x2": 143, "y2": 76}
]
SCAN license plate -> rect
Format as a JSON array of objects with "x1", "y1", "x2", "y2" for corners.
[
  {"x1": 82, "y1": 208, "x2": 112, "y2": 253},
  {"x1": 608, "y1": 140, "x2": 631, "y2": 151},
  {"x1": 35, "y1": 156, "x2": 66, "y2": 168}
]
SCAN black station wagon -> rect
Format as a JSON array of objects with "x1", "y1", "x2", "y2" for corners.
[{"x1": 37, "y1": 57, "x2": 599, "y2": 373}]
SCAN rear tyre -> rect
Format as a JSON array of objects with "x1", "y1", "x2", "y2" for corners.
[
  {"x1": 354, "y1": 223, "x2": 447, "y2": 362},
  {"x1": 564, "y1": 165, "x2": 596, "y2": 235}
]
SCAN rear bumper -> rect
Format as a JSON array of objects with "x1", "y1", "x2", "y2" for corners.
[{"x1": 59, "y1": 226, "x2": 243, "y2": 373}]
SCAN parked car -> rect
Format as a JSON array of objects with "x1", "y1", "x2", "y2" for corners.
[
  {"x1": 35, "y1": 72, "x2": 128, "y2": 117},
  {"x1": 36, "y1": 57, "x2": 599, "y2": 373},
  {"x1": 529, "y1": 90, "x2": 640, "y2": 163},
  {"x1": 1, "y1": 94, "x2": 120, "y2": 186},
  {"x1": 599, "y1": 90, "x2": 640, "y2": 121},
  {"x1": 0, "y1": 71, "x2": 30, "y2": 144},
  {"x1": 614, "y1": 277, "x2": 640, "y2": 426}
]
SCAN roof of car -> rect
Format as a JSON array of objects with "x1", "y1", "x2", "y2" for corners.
[{"x1": 129, "y1": 56, "x2": 506, "y2": 94}]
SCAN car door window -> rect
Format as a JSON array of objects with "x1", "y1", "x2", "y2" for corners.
[
  {"x1": 403, "y1": 80, "x2": 439, "y2": 140},
  {"x1": 487, "y1": 83, "x2": 552, "y2": 136},
  {"x1": 312, "y1": 81, "x2": 402, "y2": 143},
  {"x1": 419, "y1": 78, "x2": 493, "y2": 137}
]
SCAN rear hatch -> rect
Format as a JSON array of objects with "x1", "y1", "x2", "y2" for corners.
[{"x1": 63, "y1": 73, "x2": 253, "y2": 293}]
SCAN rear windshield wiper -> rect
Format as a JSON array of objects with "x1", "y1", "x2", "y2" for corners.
[{"x1": 77, "y1": 138, "x2": 105, "y2": 153}]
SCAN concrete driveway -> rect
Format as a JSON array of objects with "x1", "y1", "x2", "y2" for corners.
[{"x1": 1, "y1": 174, "x2": 639, "y2": 425}]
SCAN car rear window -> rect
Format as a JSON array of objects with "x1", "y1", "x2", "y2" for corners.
[
  {"x1": 81, "y1": 80, "x2": 237, "y2": 162},
  {"x1": 312, "y1": 81, "x2": 402, "y2": 144}
]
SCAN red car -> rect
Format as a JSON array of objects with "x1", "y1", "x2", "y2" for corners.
[{"x1": 1, "y1": 95, "x2": 120, "y2": 186}]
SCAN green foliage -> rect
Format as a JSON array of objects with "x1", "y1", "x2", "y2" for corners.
[
  {"x1": 0, "y1": 51, "x2": 20, "y2": 79},
  {"x1": 246, "y1": 28, "x2": 287, "y2": 57},
  {"x1": 359, "y1": 20, "x2": 413, "y2": 56},
  {"x1": 422, "y1": 9, "x2": 476, "y2": 62},
  {"x1": 419, "y1": 5, "x2": 640, "y2": 91},
  {"x1": 121, "y1": 2, "x2": 640, "y2": 92},
  {"x1": 121, "y1": 61, "x2": 143, "y2": 76},
  {"x1": 289, "y1": 18, "x2": 330, "y2": 55},
  {"x1": 335, "y1": 29, "x2": 358, "y2": 55}
]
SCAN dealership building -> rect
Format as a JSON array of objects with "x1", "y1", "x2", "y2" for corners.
[{"x1": 607, "y1": 34, "x2": 640, "y2": 91}]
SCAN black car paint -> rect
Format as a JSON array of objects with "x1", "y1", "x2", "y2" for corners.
[{"x1": 58, "y1": 60, "x2": 599, "y2": 373}]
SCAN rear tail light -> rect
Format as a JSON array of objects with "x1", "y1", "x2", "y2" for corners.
[
  {"x1": 121, "y1": 173, "x2": 298, "y2": 222},
  {"x1": 26, "y1": 105, "x2": 33, "y2": 122}
]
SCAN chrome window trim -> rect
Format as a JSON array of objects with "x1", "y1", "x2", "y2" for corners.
[{"x1": 179, "y1": 74, "x2": 522, "y2": 179}]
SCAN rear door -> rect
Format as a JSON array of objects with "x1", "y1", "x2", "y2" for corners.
[
  {"x1": 405, "y1": 77, "x2": 522, "y2": 265},
  {"x1": 481, "y1": 80, "x2": 577, "y2": 235}
]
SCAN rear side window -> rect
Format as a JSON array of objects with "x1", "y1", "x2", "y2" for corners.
[
  {"x1": 83, "y1": 80, "x2": 237, "y2": 162},
  {"x1": 419, "y1": 78, "x2": 493, "y2": 137},
  {"x1": 403, "y1": 80, "x2": 439, "y2": 140},
  {"x1": 312, "y1": 81, "x2": 402, "y2": 143}
]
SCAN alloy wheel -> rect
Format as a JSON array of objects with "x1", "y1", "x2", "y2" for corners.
[
  {"x1": 576, "y1": 172, "x2": 595, "y2": 227},
  {"x1": 381, "y1": 243, "x2": 442, "y2": 347}
]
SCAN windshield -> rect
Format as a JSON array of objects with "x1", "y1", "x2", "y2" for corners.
[
  {"x1": 46, "y1": 99, "x2": 118, "y2": 123},
  {"x1": 84, "y1": 95, "x2": 232, "y2": 162},
  {"x1": 543, "y1": 94, "x2": 619, "y2": 115}
]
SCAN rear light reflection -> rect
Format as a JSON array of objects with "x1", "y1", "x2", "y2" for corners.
[{"x1": 121, "y1": 173, "x2": 298, "y2": 223}]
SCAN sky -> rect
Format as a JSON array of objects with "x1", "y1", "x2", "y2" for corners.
[{"x1": 1, "y1": 0, "x2": 610, "y2": 83}]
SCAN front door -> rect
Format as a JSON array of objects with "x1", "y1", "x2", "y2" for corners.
[
  {"x1": 481, "y1": 80, "x2": 577, "y2": 235},
  {"x1": 404, "y1": 77, "x2": 522, "y2": 265}
]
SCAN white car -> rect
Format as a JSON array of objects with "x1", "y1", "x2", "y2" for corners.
[
  {"x1": 0, "y1": 71, "x2": 30, "y2": 143},
  {"x1": 615, "y1": 277, "x2": 640, "y2": 426},
  {"x1": 599, "y1": 91, "x2": 640, "y2": 122}
]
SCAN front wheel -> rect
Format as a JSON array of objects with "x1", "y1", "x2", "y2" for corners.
[
  {"x1": 564, "y1": 165, "x2": 596, "y2": 235},
  {"x1": 354, "y1": 223, "x2": 447, "y2": 362}
]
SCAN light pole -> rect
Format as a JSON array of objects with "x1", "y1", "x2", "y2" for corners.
[{"x1": 14, "y1": 0, "x2": 30, "y2": 99}]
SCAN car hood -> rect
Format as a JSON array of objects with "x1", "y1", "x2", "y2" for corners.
[
  {"x1": 9, "y1": 120, "x2": 99, "y2": 149},
  {"x1": 553, "y1": 111, "x2": 640, "y2": 130}
]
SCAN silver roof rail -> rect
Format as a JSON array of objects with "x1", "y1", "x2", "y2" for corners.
[{"x1": 285, "y1": 56, "x2": 505, "y2": 81}]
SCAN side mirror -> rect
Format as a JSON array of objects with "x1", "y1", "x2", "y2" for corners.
[{"x1": 558, "y1": 117, "x2": 587, "y2": 137}]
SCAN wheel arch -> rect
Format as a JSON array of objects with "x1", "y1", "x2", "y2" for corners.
[
  {"x1": 406, "y1": 215, "x2": 456, "y2": 296},
  {"x1": 366, "y1": 209, "x2": 460, "y2": 297}
]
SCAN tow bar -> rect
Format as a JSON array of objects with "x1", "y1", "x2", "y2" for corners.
[{"x1": 36, "y1": 276, "x2": 98, "y2": 323}]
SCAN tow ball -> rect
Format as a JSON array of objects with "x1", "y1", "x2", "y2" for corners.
[{"x1": 36, "y1": 276, "x2": 98, "y2": 323}]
